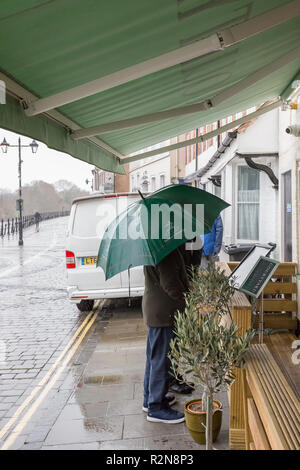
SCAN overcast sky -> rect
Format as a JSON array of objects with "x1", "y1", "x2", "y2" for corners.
[{"x1": 0, "y1": 128, "x2": 95, "y2": 192}]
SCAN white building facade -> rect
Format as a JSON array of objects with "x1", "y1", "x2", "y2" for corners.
[
  {"x1": 129, "y1": 140, "x2": 171, "y2": 193},
  {"x1": 198, "y1": 108, "x2": 280, "y2": 257},
  {"x1": 187, "y1": 98, "x2": 299, "y2": 266}
]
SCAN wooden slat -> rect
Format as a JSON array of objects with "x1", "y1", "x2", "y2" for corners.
[
  {"x1": 272, "y1": 263, "x2": 297, "y2": 276},
  {"x1": 229, "y1": 429, "x2": 247, "y2": 450},
  {"x1": 227, "y1": 262, "x2": 297, "y2": 276},
  {"x1": 263, "y1": 299, "x2": 297, "y2": 312},
  {"x1": 264, "y1": 333, "x2": 300, "y2": 401},
  {"x1": 246, "y1": 344, "x2": 300, "y2": 450},
  {"x1": 242, "y1": 370, "x2": 251, "y2": 450},
  {"x1": 229, "y1": 306, "x2": 252, "y2": 450},
  {"x1": 246, "y1": 367, "x2": 290, "y2": 449},
  {"x1": 247, "y1": 398, "x2": 271, "y2": 450},
  {"x1": 253, "y1": 313, "x2": 297, "y2": 330},
  {"x1": 249, "y1": 346, "x2": 300, "y2": 449},
  {"x1": 263, "y1": 282, "x2": 297, "y2": 295}
]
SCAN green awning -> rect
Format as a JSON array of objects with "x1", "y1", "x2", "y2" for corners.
[{"x1": 1, "y1": 0, "x2": 299, "y2": 172}]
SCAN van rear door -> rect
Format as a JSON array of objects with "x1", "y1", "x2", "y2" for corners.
[
  {"x1": 116, "y1": 195, "x2": 145, "y2": 291},
  {"x1": 68, "y1": 197, "x2": 121, "y2": 290}
]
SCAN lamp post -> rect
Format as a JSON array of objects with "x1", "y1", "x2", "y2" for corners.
[{"x1": 0, "y1": 136, "x2": 39, "y2": 246}]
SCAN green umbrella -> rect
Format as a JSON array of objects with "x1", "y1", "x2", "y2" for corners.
[{"x1": 97, "y1": 184, "x2": 229, "y2": 280}]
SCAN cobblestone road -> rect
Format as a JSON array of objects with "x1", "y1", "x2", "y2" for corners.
[{"x1": 0, "y1": 217, "x2": 100, "y2": 448}]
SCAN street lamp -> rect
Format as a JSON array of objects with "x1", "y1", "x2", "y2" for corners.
[
  {"x1": 0, "y1": 138, "x2": 9, "y2": 154},
  {"x1": 0, "y1": 136, "x2": 39, "y2": 246}
]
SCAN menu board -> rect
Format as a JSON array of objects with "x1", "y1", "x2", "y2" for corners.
[
  {"x1": 238, "y1": 256, "x2": 280, "y2": 297},
  {"x1": 229, "y1": 246, "x2": 280, "y2": 298}
]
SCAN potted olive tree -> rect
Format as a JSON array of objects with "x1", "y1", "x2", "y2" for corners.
[{"x1": 169, "y1": 265, "x2": 254, "y2": 450}]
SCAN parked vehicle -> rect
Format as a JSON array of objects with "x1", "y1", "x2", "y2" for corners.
[{"x1": 66, "y1": 192, "x2": 144, "y2": 312}]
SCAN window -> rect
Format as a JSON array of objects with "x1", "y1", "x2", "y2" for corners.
[
  {"x1": 237, "y1": 166, "x2": 260, "y2": 240},
  {"x1": 214, "y1": 182, "x2": 221, "y2": 199},
  {"x1": 151, "y1": 177, "x2": 156, "y2": 192},
  {"x1": 160, "y1": 174, "x2": 165, "y2": 188}
]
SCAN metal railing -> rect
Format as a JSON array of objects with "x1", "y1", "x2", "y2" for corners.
[{"x1": 0, "y1": 211, "x2": 70, "y2": 238}]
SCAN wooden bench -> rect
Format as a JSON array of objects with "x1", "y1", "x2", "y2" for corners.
[
  {"x1": 218, "y1": 261, "x2": 300, "y2": 450},
  {"x1": 243, "y1": 343, "x2": 300, "y2": 450}
]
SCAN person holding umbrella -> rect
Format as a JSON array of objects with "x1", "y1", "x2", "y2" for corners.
[
  {"x1": 97, "y1": 184, "x2": 229, "y2": 423},
  {"x1": 142, "y1": 245, "x2": 189, "y2": 423}
]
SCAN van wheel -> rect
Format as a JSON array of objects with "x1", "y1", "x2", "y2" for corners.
[{"x1": 76, "y1": 299, "x2": 95, "y2": 312}]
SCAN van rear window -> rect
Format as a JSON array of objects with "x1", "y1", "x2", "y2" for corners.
[{"x1": 72, "y1": 199, "x2": 117, "y2": 238}]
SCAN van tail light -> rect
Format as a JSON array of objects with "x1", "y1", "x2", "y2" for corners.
[{"x1": 66, "y1": 250, "x2": 76, "y2": 269}]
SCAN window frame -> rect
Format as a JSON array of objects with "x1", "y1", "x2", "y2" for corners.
[{"x1": 236, "y1": 164, "x2": 260, "y2": 242}]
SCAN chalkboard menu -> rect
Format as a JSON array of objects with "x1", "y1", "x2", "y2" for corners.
[{"x1": 239, "y1": 256, "x2": 280, "y2": 298}]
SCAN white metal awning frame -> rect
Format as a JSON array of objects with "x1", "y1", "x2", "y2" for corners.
[
  {"x1": 121, "y1": 100, "x2": 283, "y2": 164},
  {"x1": 24, "y1": 0, "x2": 300, "y2": 118},
  {"x1": 71, "y1": 46, "x2": 300, "y2": 140}
]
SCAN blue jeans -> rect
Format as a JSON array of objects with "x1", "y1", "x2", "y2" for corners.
[{"x1": 143, "y1": 326, "x2": 174, "y2": 411}]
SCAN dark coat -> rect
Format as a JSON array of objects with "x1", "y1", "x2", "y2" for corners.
[
  {"x1": 178, "y1": 242, "x2": 203, "y2": 273},
  {"x1": 142, "y1": 248, "x2": 189, "y2": 327}
]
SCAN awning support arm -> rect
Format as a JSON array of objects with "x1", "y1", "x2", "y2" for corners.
[
  {"x1": 121, "y1": 100, "x2": 282, "y2": 165},
  {"x1": 25, "y1": 0, "x2": 300, "y2": 117},
  {"x1": 71, "y1": 46, "x2": 300, "y2": 139}
]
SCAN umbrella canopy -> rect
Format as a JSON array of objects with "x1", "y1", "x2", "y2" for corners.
[
  {"x1": 97, "y1": 185, "x2": 229, "y2": 280},
  {"x1": 0, "y1": 1, "x2": 299, "y2": 172}
]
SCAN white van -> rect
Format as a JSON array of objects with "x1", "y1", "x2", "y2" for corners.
[{"x1": 65, "y1": 192, "x2": 144, "y2": 311}]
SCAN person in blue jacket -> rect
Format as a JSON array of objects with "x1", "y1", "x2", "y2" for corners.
[{"x1": 201, "y1": 215, "x2": 223, "y2": 268}]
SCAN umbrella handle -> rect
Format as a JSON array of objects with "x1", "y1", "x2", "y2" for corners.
[{"x1": 138, "y1": 190, "x2": 145, "y2": 200}]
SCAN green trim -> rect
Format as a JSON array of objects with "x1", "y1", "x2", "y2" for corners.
[{"x1": 0, "y1": 95, "x2": 126, "y2": 175}]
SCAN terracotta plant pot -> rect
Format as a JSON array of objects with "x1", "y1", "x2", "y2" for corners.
[{"x1": 184, "y1": 398, "x2": 222, "y2": 445}]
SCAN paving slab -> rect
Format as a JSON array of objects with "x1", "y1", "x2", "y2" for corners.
[
  {"x1": 123, "y1": 413, "x2": 186, "y2": 440},
  {"x1": 44, "y1": 416, "x2": 124, "y2": 446},
  {"x1": 106, "y1": 399, "x2": 144, "y2": 417},
  {"x1": 75, "y1": 383, "x2": 134, "y2": 403},
  {"x1": 99, "y1": 438, "x2": 145, "y2": 450},
  {"x1": 41, "y1": 442, "x2": 100, "y2": 450}
]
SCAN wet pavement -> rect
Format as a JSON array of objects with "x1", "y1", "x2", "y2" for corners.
[
  {"x1": 0, "y1": 218, "x2": 229, "y2": 450},
  {"x1": 41, "y1": 302, "x2": 229, "y2": 451}
]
